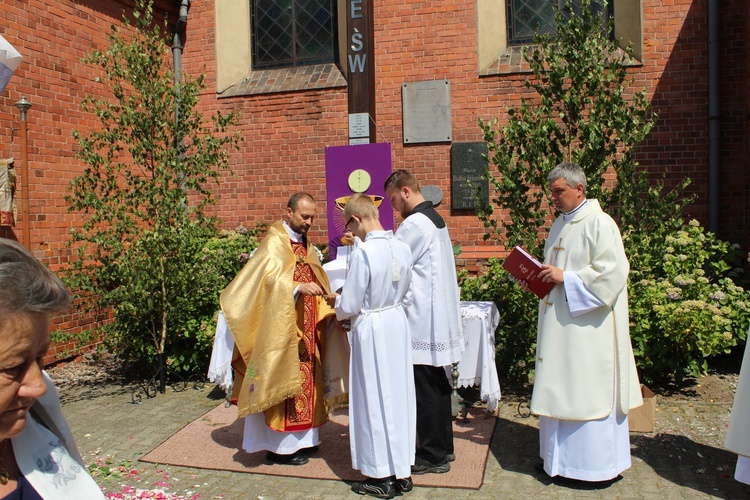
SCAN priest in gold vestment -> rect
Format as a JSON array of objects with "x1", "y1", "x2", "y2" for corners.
[{"x1": 220, "y1": 193, "x2": 347, "y2": 466}]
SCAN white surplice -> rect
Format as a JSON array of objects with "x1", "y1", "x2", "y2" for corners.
[
  {"x1": 394, "y1": 212, "x2": 463, "y2": 367},
  {"x1": 725, "y1": 331, "x2": 750, "y2": 484},
  {"x1": 532, "y1": 199, "x2": 642, "y2": 481},
  {"x1": 334, "y1": 230, "x2": 416, "y2": 479}
]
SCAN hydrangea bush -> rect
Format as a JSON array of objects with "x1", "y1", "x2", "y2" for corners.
[{"x1": 628, "y1": 220, "x2": 750, "y2": 384}]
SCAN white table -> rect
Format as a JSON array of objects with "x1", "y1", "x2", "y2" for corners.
[{"x1": 455, "y1": 301, "x2": 502, "y2": 412}]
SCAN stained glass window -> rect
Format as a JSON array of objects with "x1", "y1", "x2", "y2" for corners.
[{"x1": 252, "y1": 0, "x2": 337, "y2": 69}]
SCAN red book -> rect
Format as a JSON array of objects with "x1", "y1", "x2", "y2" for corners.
[{"x1": 502, "y1": 246, "x2": 555, "y2": 299}]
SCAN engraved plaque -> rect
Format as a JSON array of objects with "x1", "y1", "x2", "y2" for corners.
[
  {"x1": 349, "y1": 113, "x2": 369, "y2": 138},
  {"x1": 451, "y1": 142, "x2": 489, "y2": 210},
  {"x1": 402, "y1": 80, "x2": 452, "y2": 144}
]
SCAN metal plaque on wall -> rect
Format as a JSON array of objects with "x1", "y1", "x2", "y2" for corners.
[
  {"x1": 451, "y1": 142, "x2": 489, "y2": 210},
  {"x1": 402, "y1": 80, "x2": 452, "y2": 144}
]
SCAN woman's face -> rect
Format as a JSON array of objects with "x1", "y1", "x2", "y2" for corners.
[{"x1": 0, "y1": 312, "x2": 49, "y2": 439}]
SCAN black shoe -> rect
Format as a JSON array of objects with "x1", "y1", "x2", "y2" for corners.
[
  {"x1": 266, "y1": 450, "x2": 309, "y2": 466},
  {"x1": 393, "y1": 476, "x2": 413, "y2": 492},
  {"x1": 351, "y1": 477, "x2": 396, "y2": 499},
  {"x1": 446, "y1": 453, "x2": 456, "y2": 462},
  {"x1": 411, "y1": 457, "x2": 450, "y2": 475}
]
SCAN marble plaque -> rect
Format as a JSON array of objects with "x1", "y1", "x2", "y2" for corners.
[{"x1": 402, "y1": 80, "x2": 452, "y2": 144}]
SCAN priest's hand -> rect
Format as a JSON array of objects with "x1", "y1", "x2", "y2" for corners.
[
  {"x1": 539, "y1": 264, "x2": 564, "y2": 284},
  {"x1": 298, "y1": 282, "x2": 325, "y2": 296}
]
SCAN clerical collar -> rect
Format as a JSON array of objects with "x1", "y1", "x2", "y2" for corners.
[
  {"x1": 282, "y1": 221, "x2": 305, "y2": 243},
  {"x1": 409, "y1": 200, "x2": 446, "y2": 229},
  {"x1": 563, "y1": 199, "x2": 588, "y2": 222}
]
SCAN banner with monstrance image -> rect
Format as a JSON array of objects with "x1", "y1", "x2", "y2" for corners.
[{"x1": 324, "y1": 143, "x2": 393, "y2": 270}]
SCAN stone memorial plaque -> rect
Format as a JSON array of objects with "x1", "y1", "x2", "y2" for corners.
[
  {"x1": 422, "y1": 185, "x2": 444, "y2": 206},
  {"x1": 402, "y1": 80, "x2": 452, "y2": 144},
  {"x1": 451, "y1": 142, "x2": 489, "y2": 210}
]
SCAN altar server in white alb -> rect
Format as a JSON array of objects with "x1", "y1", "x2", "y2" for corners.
[
  {"x1": 527, "y1": 162, "x2": 643, "y2": 482},
  {"x1": 329, "y1": 193, "x2": 416, "y2": 498},
  {"x1": 724, "y1": 309, "x2": 750, "y2": 484},
  {"x1": 384, "y1": 169, "x2": 463, "y2": 475}
]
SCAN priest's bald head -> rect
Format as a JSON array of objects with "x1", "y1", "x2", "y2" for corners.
[
  {"x1": 384, "y1": 169, "x2": 426, "y2": 219},
  {"x1": 548, "y1": 162, "x2": 586, "y2": 213}
]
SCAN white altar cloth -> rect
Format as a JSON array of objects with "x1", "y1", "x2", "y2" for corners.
[
  {"x1": 456, "y1": 301, "x2": 502, "y2": 412},
  {"x1": 207, "y1": 311, "x2": 234, "y2": 392}
]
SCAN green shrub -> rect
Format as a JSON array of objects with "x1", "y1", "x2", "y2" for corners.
[
  {"x1": 628, "y1": 220, "x2": 750, "y2": 384},
  {"x1": 64, "y1": 0, "x2": 242, "y2": 382},
  {"x1": 97, "y1": 225, "x2": 261, "y2": 375}
]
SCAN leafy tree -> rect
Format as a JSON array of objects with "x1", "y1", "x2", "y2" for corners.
[
  {"x1": 468, "y1": 0, "x2": 749, "y2": 384},
  {"x1": 64, "y1": 0, "x2": 241, "y2": 388}
]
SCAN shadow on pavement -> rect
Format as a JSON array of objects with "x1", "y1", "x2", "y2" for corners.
[{"x1": 631, "y1": 432, "x2": 750, "y2": 498}]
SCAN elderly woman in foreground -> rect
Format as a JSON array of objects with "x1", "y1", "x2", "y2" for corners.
[{"x1": 0, "y1": 239, "x2": 103, "y2": 499}]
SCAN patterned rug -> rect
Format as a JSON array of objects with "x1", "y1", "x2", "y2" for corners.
[{"x1": 141, "y1": 404, "x2": 496, "y2": 489}]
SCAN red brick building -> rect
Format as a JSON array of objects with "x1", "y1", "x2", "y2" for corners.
[{"x1": 0, "y1": 0, "x2": 748, "y2": 352}]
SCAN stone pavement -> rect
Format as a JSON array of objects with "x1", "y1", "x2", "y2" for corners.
[{"x1": 57, "y1": 380, "x2": 750, "y2": 499}]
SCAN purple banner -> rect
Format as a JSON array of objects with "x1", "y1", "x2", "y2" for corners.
[{"x1": 324, "y1": 143, "x2": 393, "y2": 260}]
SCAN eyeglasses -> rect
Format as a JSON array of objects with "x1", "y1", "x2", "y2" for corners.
[{"x1": 345, "y1": 216, "x2": 356, "y2": 231}]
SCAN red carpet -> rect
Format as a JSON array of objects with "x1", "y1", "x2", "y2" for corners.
[{"x1": 141, "y1": 404, "x2": 495, "y2": 489}]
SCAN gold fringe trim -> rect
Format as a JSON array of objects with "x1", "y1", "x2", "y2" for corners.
[{"x1": 238, "y1": 387, "x2": 302, "y2": 419}]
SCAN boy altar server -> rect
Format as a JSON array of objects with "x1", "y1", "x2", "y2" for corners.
[{"x1": 328, "y1": 193, "x2": 416, "y2": 499}]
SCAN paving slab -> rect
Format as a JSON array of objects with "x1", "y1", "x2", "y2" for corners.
[{"x1": 57, "y1": 381, "x2": 750, "y2": 499}]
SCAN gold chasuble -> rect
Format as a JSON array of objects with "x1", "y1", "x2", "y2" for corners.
[{"x1": 220, "y1": 221, "x2": 347, "y2": 432}]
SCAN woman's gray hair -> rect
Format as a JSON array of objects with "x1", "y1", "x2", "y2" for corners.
[
  {"x1": 548, "y1": 162, "x2": 587, "y2": 192},
  {"x1": 0, "y1": 239, "x2": 71, "y2": 314}
]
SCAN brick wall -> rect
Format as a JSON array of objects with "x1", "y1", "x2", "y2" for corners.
[
  {"x1": 185, "y1": 0, "x2": 749, "y2": 256},
  {"x1": 0, "y1": 0, "x2": 747, "y2": 357},
  {"x1": 0, "y1": 0, "x2": 177, "y2": 363}
]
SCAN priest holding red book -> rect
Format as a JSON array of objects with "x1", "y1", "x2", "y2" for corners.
[{"x1": 519, "y1": 162, "x2": 643, "y2": 483}]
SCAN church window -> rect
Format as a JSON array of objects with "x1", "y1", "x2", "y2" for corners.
[
  {"x1": 506, "y1": 0, "x2": 613, "y2": 46},
  {"x1": 251, "y1": 0, "x2": 338, "y2": 70}
]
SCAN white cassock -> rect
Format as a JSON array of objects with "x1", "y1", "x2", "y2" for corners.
[
  {"x1": 725, "y1": 330, "x2": 750, "y2": 485},
  {"x1": 395, "y1": 212, "x2": 463, "y2": 367},
  {"x1": 531, "y1": 199, "x2": 643, "y2": 481},
  {"x1": 334, "y1": 230, "x2": 416, "y2": 479}
]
